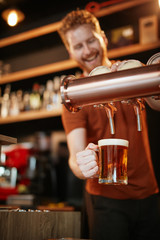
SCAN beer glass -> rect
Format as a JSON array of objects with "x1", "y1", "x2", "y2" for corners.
[{"x1": 98, "y1": 138, "x2": 129, "y2": 185}]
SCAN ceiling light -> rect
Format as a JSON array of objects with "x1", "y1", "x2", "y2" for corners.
[{"x1": 1, "y1": 8, "x2": 25, "y2": 27}]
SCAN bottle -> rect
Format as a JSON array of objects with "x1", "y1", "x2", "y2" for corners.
[
  {"x1": 53, "y1": 76, "x2": 61, "y2": 108},
  {"x1": 16, "y1": 89, "x2": 24, "y2": 112},
  {"x1": 1, "y1": 84, "x2": 11, "y2": 118},
  {"x1": 9, "y1": 92, "x2": 19, "y2": 116},
  {"x1": 42, "y1": 80, "x2": 54, "y2": 110},
  {"x1": 23, "y1": 91, "x2": 30, "y2": 111},
  {"x1": 30, "y1": 83, "x2": 41, "y2": 110}
]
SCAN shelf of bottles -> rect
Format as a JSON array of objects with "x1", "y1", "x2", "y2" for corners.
[
  {"x1": 0, "y1": 108, "x2": 62, "y2": 124},
  {"x1": 0, "y1": 74, "x2": 64, "y2": 125}
]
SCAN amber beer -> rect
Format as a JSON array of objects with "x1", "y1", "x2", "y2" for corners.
[{"x1": 98, "y1": 139, "x2": 129, "y2": 185}]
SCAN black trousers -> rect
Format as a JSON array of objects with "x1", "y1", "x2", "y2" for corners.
[{"x1": 85, "y1": 191, "x2": 160, "y2": 240}]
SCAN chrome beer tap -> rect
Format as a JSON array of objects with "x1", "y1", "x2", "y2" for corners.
[{"x1": 60, "y1": 58, "x2": 160, "y2": 135}]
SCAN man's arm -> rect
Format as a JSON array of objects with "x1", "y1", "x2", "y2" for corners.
[
  {"x1": 66, "y1": 127, "x2": 87, "y2": 179},
  {"x1": 145, "y1": 97, "x2": 160, "y2": 111}
]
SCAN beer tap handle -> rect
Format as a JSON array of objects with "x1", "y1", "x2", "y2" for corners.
[
  {"x1": 133, "y1": 99, "x2": 145, "y2": 132},
  {"x1": 104, "y1": 103, "x2": 117, "y2": 135},
  {"x1": 134, "y1": 104, "x2": 142, "y2": 131}
]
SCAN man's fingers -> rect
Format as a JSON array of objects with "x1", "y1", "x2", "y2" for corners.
[
  {"x1": 76, "y1": 150, "x2": 96, "y2": 164},
  {"x1": 79, "y1": 160, "x2": 97, "y2": 172},
  {"x1": 83, "y1": 166, "x2": 99, "y2": 178}
]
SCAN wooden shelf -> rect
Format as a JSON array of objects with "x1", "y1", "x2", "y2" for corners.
[
  {"x1": 0, "y1": 108, "x2": 62, "y2": 125},
  {"x1": 0, "y1": 21, "x2": 62, "y2": 48},
  {"x1": 0, "y1": 40, "x2": 160, "y2": 85},
  {"x1": 95, "y1": 0, "x2": 153, "y2": 18},
  {"x1": 0, "y1": 0, "x2": 153, "y2": 48},
  {"x1": 0, "y1": 59, "x2": 78, "y2": 84},
  {"x1": 108, "y1": 41, "x2": 160, "y2": 59}
]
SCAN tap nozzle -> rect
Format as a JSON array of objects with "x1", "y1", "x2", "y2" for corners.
[
  {"x1": 133, "y1": 98, "x2": 145, "y2": 131},
  {"x1": 104, "y1": 103, "x2": 117, "y2": 135}
]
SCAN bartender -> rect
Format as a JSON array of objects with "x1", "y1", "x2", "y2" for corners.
[{"x1": 58, "y1": 9, "x2": 160, "y2": 240}]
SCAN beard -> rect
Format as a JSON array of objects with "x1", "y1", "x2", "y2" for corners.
[{"x1": 80, "y1": 49, "x2": 107, "y2": 74}]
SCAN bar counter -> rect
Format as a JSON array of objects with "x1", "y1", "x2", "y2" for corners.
[{"x1": 0, "y1": 210, "x2": 81, "y2": 240}]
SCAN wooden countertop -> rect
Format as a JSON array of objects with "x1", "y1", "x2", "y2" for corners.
[{"x1": 0, "y1": 211, "x2": 81, "y2": 240}]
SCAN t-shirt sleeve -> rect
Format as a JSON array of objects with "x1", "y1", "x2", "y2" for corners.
[{"x1": 61, "y1": 105, "x2": 87, "y2": 134}]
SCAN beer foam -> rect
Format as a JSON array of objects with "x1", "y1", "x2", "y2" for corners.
[
  {"x1": 89, "y1": 65, "x2": 111, "y2": 76},
  {"x1": 98, "y1": 138, "x2": 129, "y2": 147}
]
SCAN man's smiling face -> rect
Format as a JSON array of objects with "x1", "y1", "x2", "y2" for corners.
[{"x1": 66, "y1": 24, "x2": 107, "y2": 75}]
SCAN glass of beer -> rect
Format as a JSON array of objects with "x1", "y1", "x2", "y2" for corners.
[{"x1": 98, "y1": 138, "x2": 129, "y2": 185}]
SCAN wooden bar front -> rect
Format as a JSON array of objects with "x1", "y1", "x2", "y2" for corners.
[{"x1": 0, "y1": 211, "x2": 81, "y2": 240}]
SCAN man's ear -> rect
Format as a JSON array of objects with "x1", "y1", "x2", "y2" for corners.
[{"x1": 101, "y1": 31, "x2": 108, "y2": 46}]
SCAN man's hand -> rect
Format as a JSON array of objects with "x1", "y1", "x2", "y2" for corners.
[{"x1": 76, "y1": 143, "x2": 99, "y2": 178}]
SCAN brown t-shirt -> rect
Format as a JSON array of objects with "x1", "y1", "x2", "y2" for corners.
[{"x1": 62, "y1": 102, "x2": 159, "y2": 199}]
